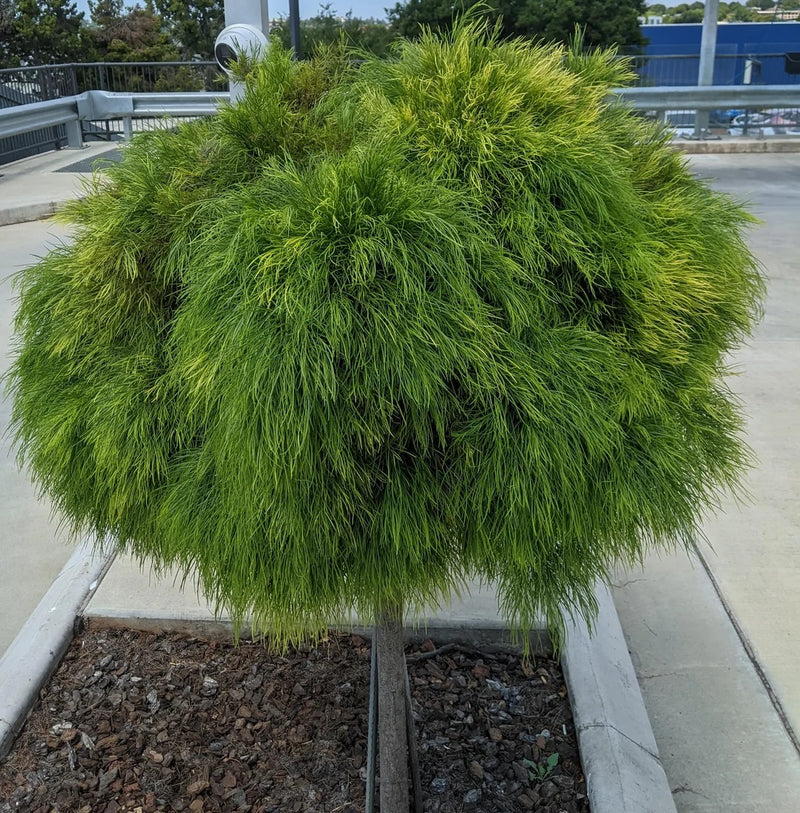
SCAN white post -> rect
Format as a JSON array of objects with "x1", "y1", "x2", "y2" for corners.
[
  {"x1": 65, "y1": 119, "x2": 83, "y2": 150},
  {"x1": 223, "y1": 0, "x2": 269, "y2": 101},
  {"x1": 744, "y1": 57, "x2": 754, "y2": 86},
  {"x1": 694, "y1": 0, "x2": 719, "y2": 137}
]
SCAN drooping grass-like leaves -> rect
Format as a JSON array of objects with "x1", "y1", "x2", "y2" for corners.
[{"x1": 7, "y1": 23, "x2": 763, "y2": 649}]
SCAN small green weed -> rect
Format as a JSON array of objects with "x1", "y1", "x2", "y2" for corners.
[{"x1": 524, "y1": 752, "x2": 559, "y2": 782}]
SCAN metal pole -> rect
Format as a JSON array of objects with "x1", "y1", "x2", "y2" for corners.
[
  {"x1": 693, "y1": 0, "x2": 719, "y2": 138},
  {"x1": 289, "y1": 0, "x2": 301, "y2": 60}
]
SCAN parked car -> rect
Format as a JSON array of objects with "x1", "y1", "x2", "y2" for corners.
[{"x1": 729, "y1": 109, "x2": 800, "y2": 136}]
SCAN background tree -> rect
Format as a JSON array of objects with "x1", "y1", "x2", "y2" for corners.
[
  {"x1": 88, "y1": 0, "x2": 122, "y2": 30},
  {"x1": 0, "y1": 0, "x2": 15, "y2": 66},
  {"x1": 386, "y1": 0, "x2": 460, "y2": 37},
  {"x1": 387, "y1": 0, "x2": 525, "y2": 39},
  {"x1": 516, "y1": 0, "x2": 648, "y2": 49},
  {"x1": 1, "y1": 0, "x2": 87, "y2": 67},
  {"x1": 270, "y1": 5, "x2": 396, "y2": 58},
  {"x1": 151, "y1": 0, "x2": 224, "y2": 59},
  {"x1": 88, "y1": 1, "x2": 179, "y2": 62},
  {"x1": 388, "y1": 0, "x2": 647, "y2": 49},
  {"x1": 721, "y1": 2, "x2": 759, "y2": 21},
  {"x1": 8, "y1": 21, "x2": 763, "y2": 813},
  {"x1": 662, "y1": 1, "x2": 706, "y2": 22},
  {"x1": 644, "y1": 1, "x2": 800, "y2": 19}
]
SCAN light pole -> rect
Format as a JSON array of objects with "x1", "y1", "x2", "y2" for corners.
[
  {"x1": 289, "y1": 0, "x2": 301, "y2": 59},
  {"x1": 692, "y1": 0, "x2": 720, "y2": 139}
]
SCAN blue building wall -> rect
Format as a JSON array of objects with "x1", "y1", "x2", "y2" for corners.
[{"x1": 640, "y1": 22, "x2": 800, "y2": 85}]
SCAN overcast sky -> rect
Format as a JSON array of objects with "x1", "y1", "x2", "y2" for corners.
[{"x1": 75, "y1": 0, "x2": 393, "y2": 23}]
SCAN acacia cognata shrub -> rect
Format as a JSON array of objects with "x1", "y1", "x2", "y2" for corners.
[{"x1": 8, "y1": 22, "x2": 763, "y2": 647}]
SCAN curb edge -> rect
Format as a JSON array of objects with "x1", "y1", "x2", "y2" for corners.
[
  {"x1": 562, "y1": 582, "x2": 677, "y2": 813},
  {"x1": 0, "y1": 539, "x2": 116, "y2": 760}
]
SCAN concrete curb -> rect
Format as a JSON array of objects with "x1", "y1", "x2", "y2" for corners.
[
  {"x1": 674, "y1": 137, "x2": 800, "y2": 154},
  {"x1": 562, "y1": 582, "x2": 677, "y2": 813},
  {"x1": 0, "y1": 201, "x2": 65, "y2": 227},
  {"x1": 1, "y1": 554, "x2": 673, "y2": 809},
  {"x1": 0, "y1": 539, "x2": 116, "y2": 759}
]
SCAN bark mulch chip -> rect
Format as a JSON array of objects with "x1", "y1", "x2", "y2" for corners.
[{"x1": 0, "y1": 626, "x2": 589, "y2": 812}]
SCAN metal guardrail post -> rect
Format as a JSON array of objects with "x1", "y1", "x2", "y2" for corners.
[
  {"x1": 65, "y1": 119, "x2": 83, "y2": 149},
  {"x1": 123, "y1": 116, "x2": 133, "y2": 141}
]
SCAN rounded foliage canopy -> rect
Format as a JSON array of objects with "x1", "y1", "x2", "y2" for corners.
[{"x1": 8, "y1": 22, "x2": 763, "y2": 645}]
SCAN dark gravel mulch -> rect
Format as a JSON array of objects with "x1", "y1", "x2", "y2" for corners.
[{"x1": 0, "y1": 625, "x2": 589, "y2": 813}]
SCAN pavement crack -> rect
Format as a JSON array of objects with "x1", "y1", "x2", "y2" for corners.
[
  {"x1": 577, "y1": 721, "x2": 662, "y2": 763},
  {"x1": 610, "y1": 578, "x2": 646, "y2": 589},
  {"x1": 672, "y1": 785, "x2": 712, "y2": 800},
  {"x1": 638, "y1": 670, "x2": 680, "y2": 681}
]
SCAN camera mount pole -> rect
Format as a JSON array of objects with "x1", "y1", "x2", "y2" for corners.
[{"x1": 223, "y1": 0, "x2": 270, "y2": 101}]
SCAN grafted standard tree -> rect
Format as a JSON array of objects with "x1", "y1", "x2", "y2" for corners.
[{"x1": 8, "y1": 22, "x2": 763, "y2": 812}]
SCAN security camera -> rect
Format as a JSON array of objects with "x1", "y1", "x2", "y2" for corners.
[{"x1": 214, "y1": 24, "x2": 269, "y2": 73}]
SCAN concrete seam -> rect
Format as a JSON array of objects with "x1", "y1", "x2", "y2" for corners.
[
  {"x1": 75, "y1": 549, "x2": 118, "y2": 618},
  {"x1": 691, "y1": 539, "x2": 800, "y2": 760},
  {"x1": 575, "y1": 720, "x2": 662, "y2": 763}
]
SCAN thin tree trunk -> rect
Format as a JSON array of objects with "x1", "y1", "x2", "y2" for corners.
[{"x1": 376, "y1": 608, "x2": 410, "y2": 813}]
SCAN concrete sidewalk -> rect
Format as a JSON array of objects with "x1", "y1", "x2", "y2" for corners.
[
  {"x1": 0, "y1": 142, "x2": 120, "y2": 226},
  {"x1": 612, "y1": 153, "x2": 800, "y2": 811},
  {"x1": 0, "y1": 219, "x2": 76, "y2": 655},
  {"x1": 1, "y1": 146, "x2": 800, "y2": 811}
]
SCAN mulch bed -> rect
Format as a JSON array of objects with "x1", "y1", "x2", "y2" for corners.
[{"x1": 0, "y1": 625, "x2": 589, "y2": 813}]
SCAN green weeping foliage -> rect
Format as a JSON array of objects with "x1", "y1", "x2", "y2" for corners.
[{"x1": 7, "y1": 20, "x2": 764, "y2": 648}]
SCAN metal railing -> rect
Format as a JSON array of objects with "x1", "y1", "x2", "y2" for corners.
[
  {"x1": 0, "y1": 90, "x2": 227, "y2": 154},
  {"x1": 0, "y1": 62, "x2": 223, "y2": 163},
  {"x1": 4, "y1": 54, "x2": 797, "y2": 100},
  {"x1": 2, "y1": 56, "x2": 800, "y2": 165},
  {"x1": 3, "y1": 84, "x2": 798, "y2": 148},
  {"x1": 616, "y1": 84, "x2": 800, "y2": 110},
  {"x1": 627, "y1": 53, "x2": 800, "y2": 88},
  {"x1": 615, "y1": 84, "x2": 800, "y2": 138},
  {"x1": 0, "y1": 61, "x2": 221, "y2": 99}
]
